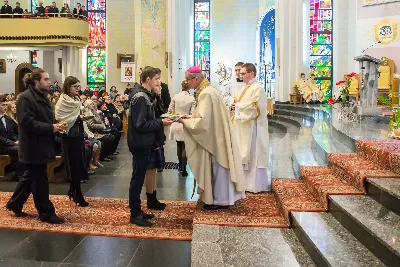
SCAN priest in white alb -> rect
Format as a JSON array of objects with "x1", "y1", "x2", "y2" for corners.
[
  {"x1": 179, "y1": 66, "x2": 246, "y2": 210},
  {"x1": 221, "y1": 62, "x2": 244, "y2": 110},
  {"x1": 232, "y1": 63, "x2": 271, "y2": 193}
]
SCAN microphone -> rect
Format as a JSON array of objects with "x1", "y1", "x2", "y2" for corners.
[{"x1": 361, "y1": 41, "x2": 381, "y2": 55}]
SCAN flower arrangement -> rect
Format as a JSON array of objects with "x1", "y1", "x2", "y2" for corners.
[{"x1": 328, "y1": 72, "x2": 357, "y2": 106}]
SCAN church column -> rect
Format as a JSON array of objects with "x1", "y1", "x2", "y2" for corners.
[
  {"x1": 275, "y1": 0, "x2": 306, "y2": 102},
  {"x1": 167, "y1": 0, "x2": 193, "y2": 95},
  {"x1": 333, "y1": 0, "x2": 350, "y2": 85},
  {"x1": 61, "y1": 46, "x2": 68, "y2": 81}
]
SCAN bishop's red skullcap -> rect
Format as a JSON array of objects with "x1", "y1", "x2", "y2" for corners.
[{"x1": 187, "y1": 66, "x2": 202, "y2": 73}]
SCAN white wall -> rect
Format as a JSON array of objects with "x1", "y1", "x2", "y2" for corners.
[
  {"x1": 210, "y1": 0, "x2": 259, "y2": 89},
  {"x1": 106, "y1": 0, "x2": 135, "y2": 93},
  {"x1": 53, "y1": 49, "x2": 62, "y2": 85},
  {"x1": 0, "y1": 50, "x2": 30, "y2": 94}
]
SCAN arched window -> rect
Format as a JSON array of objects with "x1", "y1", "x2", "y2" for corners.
[
  {"x1": 310, "y1": 0, "x2": 333, "y2": 100},
  {"x1": 194, "y1": 0, "x2": 211, "y2": 80},
  {"x1": 87, "y1": 0, "x2": 106, "y2": 88}
]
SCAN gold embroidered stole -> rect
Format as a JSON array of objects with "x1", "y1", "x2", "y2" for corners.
[{"x1": 195, "y1": 78, "x2": 211, "y2": 105}]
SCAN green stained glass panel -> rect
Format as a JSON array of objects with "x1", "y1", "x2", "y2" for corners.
[
  {"x1": 195, "y1": 31, "x2": 210, "y2": 41},
  {"x1": 88, "y1": 55, "x2": 106, "y2": 83},
  {"x1": 195, "y1": 41, "x2": 210, "y2": 52}
]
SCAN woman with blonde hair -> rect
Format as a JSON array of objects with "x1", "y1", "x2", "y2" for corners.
[
  {"x1": 55, "y1": 76, "x2": 89, "y2": 207},
  {"x1": 6, "y1": 101, "x2": 18, "y2": 135},
  {"x1": 168, "y1": 80, "x2": 195, "y2": 176}
]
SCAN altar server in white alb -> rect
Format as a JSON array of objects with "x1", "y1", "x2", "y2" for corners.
[
  {"x1": 232, "y1": 63, "x2": 270, "y2": 193},
  {"x1": 221, "y1": 62, "x2": 245, "y2": 110}
]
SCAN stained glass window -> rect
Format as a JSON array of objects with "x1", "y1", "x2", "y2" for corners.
[
  {"x1": 194, "y1": 0, "x2": 211, "y2": 80},
  {"x1": 310, "y1": 0, "x2": 333, "y2": 101},
  {"x1": 87, "y1": 0, "x2": 106, "y2": 86},
  {"x1": 31, "y1": 0, "x2": 37, "y2": 13},
  {"x1": 30, "y1": 51, "x2": 38, "y2": 68}
]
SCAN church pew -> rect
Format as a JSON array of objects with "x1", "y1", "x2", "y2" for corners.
[
  {"x1": 47, "y1": 156, "x2": 64, "y2": 183},
  {"x1": 0, "y1": 155, "x2": 13, "y2": 181},
  {"x1": 122, "y1": 110, "x2": 128, "y2": 136}
]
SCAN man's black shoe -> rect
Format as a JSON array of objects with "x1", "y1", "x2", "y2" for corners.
[
  {"x1": 88, "y1": 169, "x2": 96, "y2": 175},
  {"x1": 182, "y1": 171, "x2": 188, "y2": 177},
  {"x1": 6, "y1": 203, "x2": 28, "y2": 217},
  {"x1": 130, "y1": 216, "x2": 153, "y2": 227},
  {"x1": 203, "y1": 204, "x2": 229, "y2": 211},
  {"x1": 40, "y1": 214, "x2": 65, "y2": 224},
  {"x1": 102, "y1": 157, "x2": 111, "y2": 162},
  {"x1": 141, "y1": 210, "x2": 155, "y2": 220},
  {"x1": 112, "y1": 151, "x2": 119, "y2": 155}
]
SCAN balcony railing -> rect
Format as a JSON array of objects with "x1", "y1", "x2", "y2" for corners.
[
  {"x1": 0, "y1": 13, "x2": 87, "y2": 19},
  {"x1": 0, "y1": 15, "x2": 89, "y2": 47}
]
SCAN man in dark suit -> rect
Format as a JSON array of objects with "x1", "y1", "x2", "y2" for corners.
[
  {"x1": 12, "y1": 2, "x2": 23, "y2": 15},
  {"x1": 82, "y1": 5, "x2": 87, "y2": 17},
  {"x1": 73, "y1": 3, "x2": 82, "y2": 17},
  {"x1": 6, "y1": 68, "x2": 64, "y2": 224},
  {"x1": 0, "y1": 97, "x2": 18, "y2": 158},
  {"x1": 1, "y1": 0, "x2": 13, "y2": 16},
  {"x1": 47, "y1": 2, "x2": 59, "y2": 17},
  {"x1": 35, "y1": 1, "x2": 45, "y2": 16}
]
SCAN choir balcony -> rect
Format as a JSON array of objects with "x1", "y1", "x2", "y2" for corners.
[{"x1": 0, "y1": 14, "x2": 89, "y2": 48}]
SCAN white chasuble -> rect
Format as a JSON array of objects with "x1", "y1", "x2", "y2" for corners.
[
  {"x1": 233, "y1": 80, "x2": 270, "y2": 193},
  {"x1": 182, "y1": 79, "x2": 246, "y2": 205}
]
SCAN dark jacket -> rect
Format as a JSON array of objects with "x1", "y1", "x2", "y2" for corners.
[
  {"x1": 128, "y1": 85, "x2": 162, "y2": 155},
  {"x1": 35, "y1": 6, "x2": 45, "y2": 15},
  {"x1": 13, "y1": 7, "x2": 23, "y2": 14},
  {"x1": 0, "y1": 115, "x2": 17, "y2": 147},
  {"x1": 17, "y1": 87, "x2": 56, "y2": 164},
  {"x1": 47, "y1": 7, "x2": 59, "y2": 16},
  {"x1": 161, "y1": 82, "x2": 171, "y2": 110},
  {"x1": 152, "y1": 94, "x2": 166, "y2": 145},
  {"x1": 1, "y1": 5, "x2": 12, "y2": 14},
  {"x1": 73, "y1": 8, "x2": 83, "y2": 16}
]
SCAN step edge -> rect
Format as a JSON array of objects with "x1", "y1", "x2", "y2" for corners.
[{"x1": 329, "y1": 195, "x2": 400, "y2": 258}]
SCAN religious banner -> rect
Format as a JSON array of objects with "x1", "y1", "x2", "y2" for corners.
[
  {"x1": 121, "y1": 62, "x2": 135, "y2": 82},
  {"x1": 363, "y1": 0, "x2": 400, "y2": 6},
  {"x1": 374, "y1": 19, "x2": 398, "y2": 44}
]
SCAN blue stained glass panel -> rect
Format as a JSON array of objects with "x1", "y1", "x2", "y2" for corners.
[{"x1": 88, "y1": 0, "x2": 106, "y2": 11}]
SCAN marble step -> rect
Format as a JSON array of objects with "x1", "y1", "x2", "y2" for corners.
[
  {"x1": 268, "y1": 119, "x2": 300, "y2": 134},
  {"x1": 292, "y1": 212, "x2": 385, "y2": 267},
  {"x1": 268, "y1": 120, "x2": 288, "y2": 134},
  {"x1": 329, "y1": 195, "x2": 400, "y2": 267},
  {"x1": 275, "y1": 109, "x2": 316, "y2": 121},
  {"x1": 366, "y1": 178, "x2": 400, "y2": 215},
  {"x1": 268, "y1": 114, "x2": 303, "y2": 128},
  {"x1": 312, "y1": 121, "x2": 354, "y2": 163},
  {"x1": 275, "y1": 104, "x2": 320, "y2": 113},
  {"x1": 292, "y1": 128, "x2": 326, "y2": 178}
]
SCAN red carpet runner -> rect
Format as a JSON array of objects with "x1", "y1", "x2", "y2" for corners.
[
  {"x1": 0, "y1": 193, "x2": 195, "y2": 241},
  {"x1": 0, "y1": 192, "x2": 290, "y2": 241},
  {"x1": 0, "y1": 140, "x2": 398, "y2": 239}
]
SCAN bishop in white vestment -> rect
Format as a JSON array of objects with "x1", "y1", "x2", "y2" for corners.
[
  {"x1": 221, "y1": 62, "x2": 244, "y2": 110},
  {"x1": 233, "y1": 63, "x2": 271, "y2": 193},
  {"x1": 180, "y1": 66, "x2": 246, "y2": 210}
]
